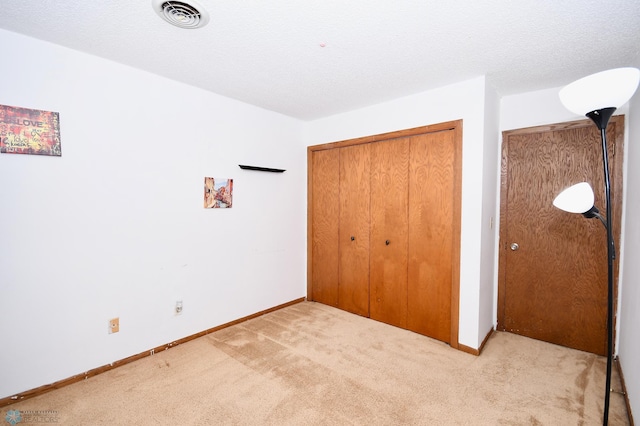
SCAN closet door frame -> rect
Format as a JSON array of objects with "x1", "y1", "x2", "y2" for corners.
[{"x1": 307, "y1": 120, "x2": 462, "y2": 349}]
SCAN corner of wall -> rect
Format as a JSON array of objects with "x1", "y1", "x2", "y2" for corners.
[{"x1": 617, "y1": 85, "x2": 640, "y2": 423}]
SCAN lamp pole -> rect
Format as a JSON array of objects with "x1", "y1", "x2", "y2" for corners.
[
  {"x1": 558, "y1": 67, "x2": 639, "y2": 426},
  {"x1": 585, "y1": 106, "x2": 615, "y2": 426}
]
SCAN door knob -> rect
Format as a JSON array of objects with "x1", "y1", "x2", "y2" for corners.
[
  {"x1": 510, "y1": 243, "x2": 519, "y2": 251},
  {"x1": 385, "y1": 240, "x2": 390, "y2": 245}
]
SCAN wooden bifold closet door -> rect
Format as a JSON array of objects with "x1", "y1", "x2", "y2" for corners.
[
  {"x1": 308, "y1": 121, "x2": 461, "y2": 346},
  {"x1": 338, "y1": 144, "x2": 371, "y2": 317},
  {"x1": 310, "y1": 148, "x2": 340, "y2": 307},
  {"x1": 407, "y1": 130, "x2": 457, "y2": 342},
  {"x1": 370, "y1": 137, "x2": 410, "y2": 328}
]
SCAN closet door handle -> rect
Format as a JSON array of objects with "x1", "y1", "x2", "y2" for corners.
[
  {"x1": 351, "y1": 236, "x2": 355, "y2": 241},
  {"x1": 385, "y1": 240, "x2": 390, "y2": 245}
]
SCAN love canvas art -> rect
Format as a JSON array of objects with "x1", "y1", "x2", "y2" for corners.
[{"x1": 0, "y1": 104, "x2": 62, "y2": 156}]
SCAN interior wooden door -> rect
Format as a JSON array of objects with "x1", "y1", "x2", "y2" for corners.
[
  {"x1": 311, "y1": 148, "x2": 340, "y2": 307},
  {"x1": 498, "y1": 117, "x2": 624, "y2": 356},
  {"x1": 407, "y1": 130, "x2": 458, "y2": 343},
  {"x1": 370, "y1": 137, "x2": 410, "y2": 329},
  {"x1": 338, "y1": 144, "x2": 371, "y2": 316}
]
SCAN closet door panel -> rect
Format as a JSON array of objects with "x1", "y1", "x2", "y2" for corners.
[
  {"x1": 407, "y1": 131, "x2": 456, "y2": 342},
  {"x1": 311, "y1": 149, "x2": 340, "y2": 306},
  {"x1": 370, "y1": 138, "x2": 409, "y2": 328},
  {"x1": 339, "y1": 144, "x2": 371, "y2": 316}
]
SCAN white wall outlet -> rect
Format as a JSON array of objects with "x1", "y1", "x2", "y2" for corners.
[{"x1": 175, "y1": 300, "x2": 183, "y2": 315}]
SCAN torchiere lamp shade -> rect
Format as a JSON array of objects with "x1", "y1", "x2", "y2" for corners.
[
  {"x1": 559, "y1": 67, "x2": 640, "y2": 115},
  {"x1": 553, "y1": 182, "x2": 595, "y2": 214}
]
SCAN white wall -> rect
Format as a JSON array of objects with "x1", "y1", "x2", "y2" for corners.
[
  {"x1": 303, "y1": 76, "x2": 495, "y2": 349},
  {"x1": 500, "y1": 87, "x2": 582, "y2": 130},
  {"x1": 0, "y1": 29, "x2": 307, "y2": 399},
  {"x1": 619, "y1": 90, "x2": 640, "y2": 421},
  {"x1": 479, "y1": 81, "x2": 500, "y2": 339}
]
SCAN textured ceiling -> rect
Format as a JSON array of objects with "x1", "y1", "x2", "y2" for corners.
[{"x1": 0, "y1": 1, "x2": 638, "y2": 120}]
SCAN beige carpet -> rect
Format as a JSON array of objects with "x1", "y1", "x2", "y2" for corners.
[{"x1": 4, "y1": 301, "x2": 629, "y2": 425}]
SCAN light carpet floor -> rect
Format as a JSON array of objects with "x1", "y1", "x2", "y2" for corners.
[{"x1": 4, "y1": 301, "x2": 630, "y2": 425}]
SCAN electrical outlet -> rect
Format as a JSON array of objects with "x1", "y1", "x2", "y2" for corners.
[
  {"x1": 175, "y1": 300, "x2": 183, "y2": 315},
  {"x1": 109, "y1": 317, "x2": 120, "y2": 334}
]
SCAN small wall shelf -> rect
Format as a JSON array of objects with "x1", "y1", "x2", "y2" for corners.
[{"x1": 238, "y1": 165, "x2": 286, "y2": 173}]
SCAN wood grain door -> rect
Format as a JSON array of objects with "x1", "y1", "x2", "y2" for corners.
[
  {"x1": 370, "y1": 137, "x2": 410, "y2": 329},
  {"x1": 338, "y1": 144, "x2": 371, "y2": 316},
  {"x1": 498, "y1": 117, "x2": 624, "y2": 356},
  {"x1": 407, "y1": 130, "x2": 459, "y2": 343},
  {"x1": 311, "y1": 148, "x2": 340, "y2": 307}
]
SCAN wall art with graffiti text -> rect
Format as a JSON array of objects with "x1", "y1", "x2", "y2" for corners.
[{"x1": 0, "y1": 104, "x2": 61, "y2": 156}]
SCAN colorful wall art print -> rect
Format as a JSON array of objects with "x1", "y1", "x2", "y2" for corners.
[
  {"x1": 204, "y1": 177, "x2": 233, "y2": 209},
  {"x1": 0, "y1": 104, "x2": 62, "y2": 156}
]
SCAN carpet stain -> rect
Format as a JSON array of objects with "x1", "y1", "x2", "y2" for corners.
[
  {"x1": 528, "y1": 415, "x2": 543, "y2": 425},
  {"x1": 4, "y1": 302, "x2": 630, "y2": 425}
]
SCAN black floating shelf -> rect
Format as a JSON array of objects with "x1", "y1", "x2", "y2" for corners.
[{"x1": 238, "y1": 165, "x2": 286, "y2": 173}]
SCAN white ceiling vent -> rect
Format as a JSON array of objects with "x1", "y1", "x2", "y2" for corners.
[{"x1": 152, "y1": 0, "x2": 210, "y2": 29}]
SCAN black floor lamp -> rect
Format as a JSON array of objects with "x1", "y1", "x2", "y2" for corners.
[{"x1": 553, "y1": 67, "x2": 639, "y2": 426}]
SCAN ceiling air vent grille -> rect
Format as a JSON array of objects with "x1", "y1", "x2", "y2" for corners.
[{"x1": 152, "y1": 0, "x2": 210, "y2": 29}]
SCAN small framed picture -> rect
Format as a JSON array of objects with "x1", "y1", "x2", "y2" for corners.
[{"x1": 204, "y1": 177, "x2": 233, "y2": 208}]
